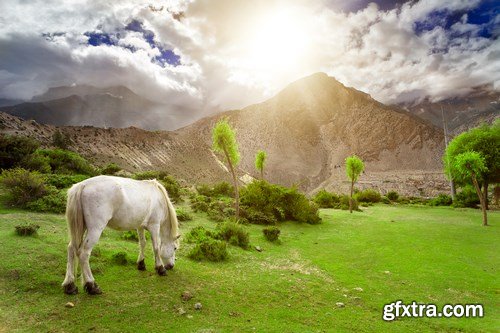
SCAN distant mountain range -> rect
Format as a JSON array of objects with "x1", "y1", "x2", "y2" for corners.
[
  {"x1": 0, "y1": 73, "x2": 457, "y2": 196},
  {"x1": 0, "y1": 85, "x2": 190, "y2": 130},
  {"x1": 398, "y1": 87, "x2": 499, "y2": 135}
]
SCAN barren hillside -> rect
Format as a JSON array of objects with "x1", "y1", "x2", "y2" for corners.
[{"x1": 0, "y1": 73, "x2": 450, "y2": 196}]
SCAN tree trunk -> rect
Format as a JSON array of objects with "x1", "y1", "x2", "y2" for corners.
[
  {"x1": 471, "y1": 175, "x2": 487, "y2": 226},
  {"x1": 451, "y1": 179, "x2": 456, "y2": 201},
  {"x1": 260, "y1": 168, "x2": 264, "y2": 181},
  {"x1": 349, "y1": 180, "x2": 354, "y2": 213},
  {"x1": 483, "y1": 180, "x2": 489, "y2": 210},
  {"x1": 223, "y1": 146, "x2": 239, "y2": 219}
]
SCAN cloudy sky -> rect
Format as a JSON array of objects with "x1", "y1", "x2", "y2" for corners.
[{"x1": 0, "y1": 0, "x2": 498, "y2": 117}]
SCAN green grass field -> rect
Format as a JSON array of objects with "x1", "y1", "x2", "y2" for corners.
[{"x1": 0, "y1": 204, "x2": 498, "y2": 332}]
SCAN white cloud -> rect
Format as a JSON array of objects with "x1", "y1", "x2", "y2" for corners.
[{"x1": 0, "y1": 0, "x2": 498, "y2": 125}]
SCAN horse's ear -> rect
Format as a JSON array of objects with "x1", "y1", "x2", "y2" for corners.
[{"x1": 175, "y1": 235, "x2": 181, "y2": 240}]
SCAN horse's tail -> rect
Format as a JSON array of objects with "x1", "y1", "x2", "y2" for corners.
[
  {"x1": 66, "y1": 183, "x2": 87, "y2": 253},
  {"x1": 156, "y1": 181, "x2": 179, "y2": 241}
]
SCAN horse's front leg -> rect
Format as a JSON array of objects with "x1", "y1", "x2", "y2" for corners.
[
  {"x1": 80, "y1": 227, "x2": 104, "y2": 294},
  {"x1": 137, "y1": 227, "x2": 146, "y2": 271},
  {"x1": 148, "y1": 224, "x2": 166, "y2": 276}
]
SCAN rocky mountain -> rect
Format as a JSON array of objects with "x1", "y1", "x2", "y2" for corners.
[
  {"x1": 399, "y1": 88, "x2": 500, "y2": 135},
  {"x1": 0, "y1": 85, "x2": 184, "y2": 130},
  {"x1": 0, "y1": 73, "x2": 450, "y2": 196}
]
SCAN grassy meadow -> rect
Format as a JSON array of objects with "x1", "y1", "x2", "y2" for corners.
[{"x1": 0, "y1": 204, "x2": 498, "y2": 332}]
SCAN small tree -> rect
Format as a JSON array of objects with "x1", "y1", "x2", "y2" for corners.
[
  {"x1": 255, "y1": 150, "x2": 267, "y2": 180},
  {"x1": 52, "y1": 130, "x2": 72, "y2": 150},
  {"x1": 345, "y1": 155, "x2": 364, "y2": 213},
  {"x1": 453, "y1": 151, "x2": 488, "y2": 226},
  {"x1": 212, "y1": 118, "x2": 241, "y2": 218}
]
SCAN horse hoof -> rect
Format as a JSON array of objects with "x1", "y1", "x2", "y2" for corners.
[
  {"x1": 63, "y1": 282, "x2": 78, "y2": 295},
  {"x1": 137, "y1": 259, "x2": 146, "y2": 271},
  {"x1": 156, "y1": 265, "x2": 167, "y2": 276},
  {"x1": 84, "y1": 282, "x2": 102, "y2": 295}
]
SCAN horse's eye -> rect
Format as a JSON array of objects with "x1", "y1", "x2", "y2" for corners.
[{"x1": 174, "y1": 247, "x2": 178, "y2": 251}]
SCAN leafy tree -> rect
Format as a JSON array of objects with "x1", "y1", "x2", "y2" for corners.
[
  {"x1": 212, "y1": 118, "x2": 241, "y2": 218},
  {"x1": 255, "y1": 150, "x2": 267, "y2": 180},
  {"x1": 452, "y1": 151, "x2": 488, "y2": 226},
  {"x1": 345, "y1": 155, "x2": 365, "y2": 213},
  {"x1": 445, "y1": 121, "x2": 500, "y2": 209}
]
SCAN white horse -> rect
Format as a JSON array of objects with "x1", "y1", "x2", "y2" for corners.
[{"x1": 62, "y1": 175, "x2": 180, "y2": 295}]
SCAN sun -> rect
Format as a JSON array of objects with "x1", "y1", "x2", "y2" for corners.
[{"x1": 233, "y1": 7, "x2": 311, "y2": 76}]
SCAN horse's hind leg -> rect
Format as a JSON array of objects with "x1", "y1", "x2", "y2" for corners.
[
  {"x1": 137, "y1": 227, "x2": 147, "y2": 271},
  {"x1": 62, "y1": 242, "x2": 78, "y2": 294},
  {"x1": 80, "y1": 227, "x2": 104, "y2": 295}
]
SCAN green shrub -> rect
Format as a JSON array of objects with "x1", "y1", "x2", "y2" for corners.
[
  {"x1": 241, "y1": 180, "x2": 321, "y2": 224},
  {"x1": 21, "y1": 153, "x2": 51, "y2": 173},
  {"x1": 26, "y1": 190, "x2": 66, "y2": 213},
  {"x1": 196, "y1": 182, "x2": 234, "y2": 197},
  {"x1": 313, "y1": 189, "x2": 340, "y2": 208},
  {"x1": 243, "y1": 208, "x2": 277, "y2": 225},
  {"x1": 190, "y1": 195, "x2": 210, "y2": 213},
  {"x1": 121, "y1": 230, "x2": 139, "y2": 241},
  {"x1": 354, "y1": 189, "x2": 381, "y2": 203},
  {"x1": 263, "y1": 226, "x2": 280, "y2": 242},
  {"x1": 133, "y1": 171, "x2": 181, "y2": 202},
  {"x1": 111, "y1": 252, "x2": 128, "y2": 265},
  {"x1": 339, "y1": 195, "x2": 360, "y2": 211},
  {"x1": 381, "y1": 196, "x2": 391, "y2": 204},
  {"x1": 52, "y1": 130, "x2": 72, "y2": 150},
  {"x1": 453, "y1": 186, "x2": 480, "y2": 208},
  {"x1": 206, "y1": 197, "x2": 235, "y2": 222},
  {"x1": 215, "y1": 221, "x2": 249, "y2": 249},
  {"x1": 428, "y1": 194, "x2": 452, "y2": 206},
  {"x1": 101, "y1": 163, "x2": 122, "y2": 175},
  {"x1": 185, "y1": 226, "x2": 214, "y2": 244},
  {"x1": 1, "y1": 168, "x2": 49, "y2": 206},
  {"x1": 387, "y1": 191, "x2": 399, "y2": 201},
  {"x1": 43, "y1": 173, "x2": 88, "y2": 189},
  {"x1": 35, "y1": 149, "x2": 96, "y2": 175},
  {"x1": 0, "y1": 134, "x2": 40, "y2": 169},
  {"x1": 188, "y1": 239, "x2": 228, "y2": 262},
  {"x1": 176, "y1": 207, "x2": 193, "y2": 221},
  {"x1": 15, "y1": 224, "x2": 40, "y2": 236}
]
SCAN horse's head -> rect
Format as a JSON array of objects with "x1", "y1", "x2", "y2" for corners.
[{"x1": 161, "y1": 235, "x2": 180, "y2": 270}]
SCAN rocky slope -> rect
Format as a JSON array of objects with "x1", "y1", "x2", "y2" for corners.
[{"x1": 0, "y1": 73, "x2": 450, "y2": 195}]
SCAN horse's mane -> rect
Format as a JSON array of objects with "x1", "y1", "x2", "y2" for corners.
[{"x1": 149, "y1": 179, "x2": 179, "y2": 243}]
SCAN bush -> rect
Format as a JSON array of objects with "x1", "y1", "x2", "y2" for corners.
[
  {"x1": 188, "y1": 239, "x2": 228, "y2": 262},
  {"x1": 196, "y1": 182, "x2": 234, "y2": 197},
  {"x1": 453, "y1": 186, "x2": 480, "y2": 208},
  {"x1": 313, "y1": 189, "x2": 340, "y2": 208},
  {"x1": 243, "y1": 208, "x2": 277, "y2": 225},
  {"x1": 1, "y1": 168, "x2": 49, "y2": 206},
  {"x1": 15, "y1": 224, "x2": 40, "y2": 236},
  {"x1": 176, "y1": 207, "x2": 193, "y2": 221},
  {"x1": 34, "y1": 149, "x2": 96, "y2": 175},
  {"x1": 21, "y1": 153, "x2": 51, "y2": 173},
  {"x1": 111, "y1": 252, "x2": 128, "y2": 265},
  {"x1": 241, "y1": 180, "x2": 321, "y2": 224},
  {"x1": 381, "y1": 196, "x2": 391, "y2": 204},
  {"x1": 52, "y1": 130, "x2": 72, "y2": 150},
  {"x1": 354, "y1": 189, "x2": 381, "y2": 203},
  {"x1": 185, "y1": 226, "x2": 214, "y2": 244},
  {"x1": 339, "y1": 195, "x2": 360, "y2": 211},
  {"x1": 428, "y1": 194, "x2": 452, "y2": 206},
  {"x1": 101, "y1": 163, "x2": 122, "y2": 175},
  {"x1": 121, "y1": 230, "x2": 139, "y2": 241},
  {"x1": 133, "y1": 171, "x2": 181, "y2": 202},
  {"x1": 387, "y1": 191, "x2": 399, "y2": 201},
  {"x1": 215, "y1": 221, "x2": 250, "y2": 249},
  {"x1": 26, "y1": 190, "x2": 66, "y2": 213},
  {"x1": 0, "y1": 134, "x2": 39, "y2": 169},
  {"x1": 190, "y1": 195, "x2": 210, "y2": 213},
  {"x1": 43, "y1": 173, "x2": 88, "y2": 189},
  {"x1": 263, "y1": 226, "x2": 280, "y2": 242}
]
